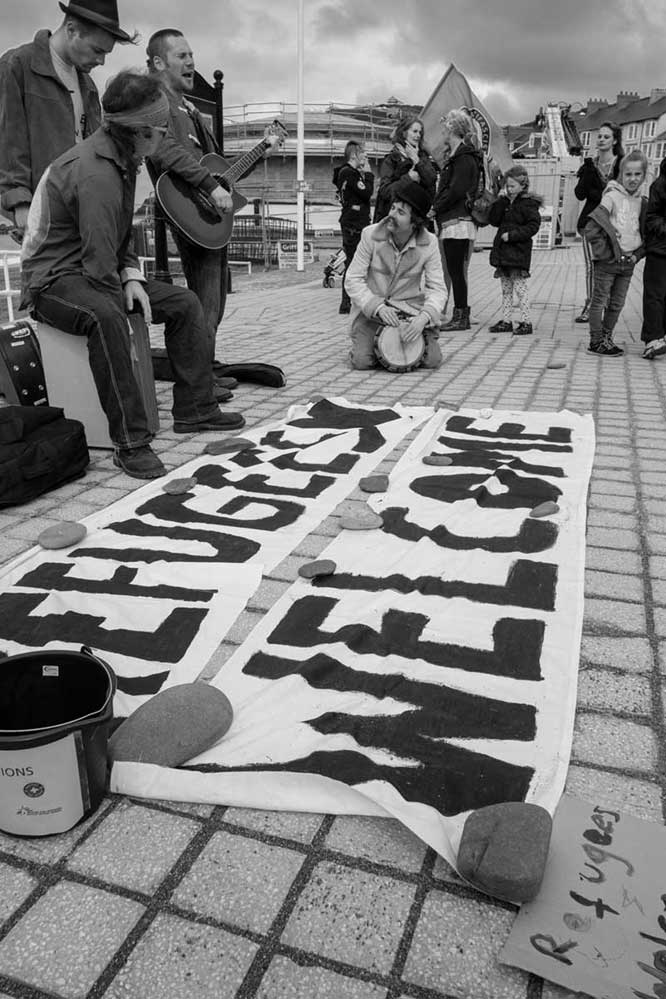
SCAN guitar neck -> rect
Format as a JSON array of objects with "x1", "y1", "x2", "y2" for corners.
[{"x1": 217, "y1": 140, "x2": 269, "y2": 187}]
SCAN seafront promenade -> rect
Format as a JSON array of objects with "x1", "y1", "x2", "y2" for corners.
[{"x1": 0, "y1": 243, "x2": 664, "y2": 999}]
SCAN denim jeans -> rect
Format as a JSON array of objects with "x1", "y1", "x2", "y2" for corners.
[
  {"x1": 172, "y1": 229, "x2": 228, "y2": 365},
  {"x1": 33, "y1": 275, "x2": 218, "y2": 449},
  {"x1": 641, "y1": 254, "x2": 666, "y2": 344},
  {"x1": 588, "y1": 264, "x2": 633, "y2": 338}
]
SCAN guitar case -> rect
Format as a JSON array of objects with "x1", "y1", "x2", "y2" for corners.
[{"x1": 151, "y1": 348, "x2": 286, "y2": 387}]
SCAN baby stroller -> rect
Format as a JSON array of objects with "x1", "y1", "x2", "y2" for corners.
[{"x1": 322, "y1": 247, "x2": 346, "y2": 288}]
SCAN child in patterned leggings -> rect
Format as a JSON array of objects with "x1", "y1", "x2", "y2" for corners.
[{"x1": 487, "y1": 165, "x2": 542, "y2": 336}]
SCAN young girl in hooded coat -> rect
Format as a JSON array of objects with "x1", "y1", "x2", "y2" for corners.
[{"x1": 487, "y1": 164, "x2": 542, "y2": 336}]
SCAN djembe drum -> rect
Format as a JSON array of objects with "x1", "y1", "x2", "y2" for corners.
[{"x1": 374, "y1": 322, "x2": 426, "y2": 372}]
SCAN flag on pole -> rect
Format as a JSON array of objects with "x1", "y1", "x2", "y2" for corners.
[{"x1": 420, "y1": 64, "x2": 513, "y2": 180}]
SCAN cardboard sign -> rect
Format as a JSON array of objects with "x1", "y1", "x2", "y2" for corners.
[
  {"x1": 500, "y1": 794, "x2": 666, "y2": 999},
  {"x1": 277, "y1": 240, "x2": 314, "y2": 268}
]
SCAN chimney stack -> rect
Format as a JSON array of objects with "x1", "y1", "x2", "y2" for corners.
[
  {"x1": 649, "y1": 88, "x2": 666, "y2": 104},
  {"x1": 585, "y1": 98, "x2": 609, "y2": 115},
  {"x1": 616, "y1": 90, "x2": 640, "y2": 110}
]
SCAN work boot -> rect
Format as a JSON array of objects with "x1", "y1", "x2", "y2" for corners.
[
  {"x1": 173, "y1": 411, "x2": 246, "y2": 433},
  {"x1": 113, "y1": 445, "x2": 166, "y2": 480}
]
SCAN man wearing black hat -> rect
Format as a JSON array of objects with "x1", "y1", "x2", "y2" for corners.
[
  {"x1": 344, "y1": 177, "x2": 447, "y2": 370},
  {"x1": 0, "y1": 1, "x2": 135, "y2": 239}
]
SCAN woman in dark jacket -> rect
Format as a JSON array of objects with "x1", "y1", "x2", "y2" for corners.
[
  {"x1": 373, "y1": 117, "x2": 438, "y2": 224},
  {"x1": 573, "y1": 121, "x2": 623, "y2": 322},
  {"x1": 488, "y1": 165, "x2": 542, "y2": 336},
  {"x1": 433, "y1": 109, "x2": 482, "y2": 331}
]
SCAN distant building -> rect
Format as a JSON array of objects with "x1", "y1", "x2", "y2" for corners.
[{"x1": 576, "y1": 89, "x2": 666, "y2": 172}]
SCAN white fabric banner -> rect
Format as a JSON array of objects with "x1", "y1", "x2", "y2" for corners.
[
  {"x1": 113, "y1": 408, "x2": 595, "y2": 868},
  {"x1": 0, "y1": 399, "x2": 428, "y2": 716}
]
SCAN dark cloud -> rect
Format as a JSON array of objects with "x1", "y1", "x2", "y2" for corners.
[
  {"x1": 313, "y1": 0, "x2": 666, "y2": 121},
  {"x1": 3, "y1": 0, "x2": 666, "y2": 122}
]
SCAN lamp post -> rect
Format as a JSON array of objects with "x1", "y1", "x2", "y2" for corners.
[{"x1": 296, "y1": 0, "x2": 305, "y2": 271}]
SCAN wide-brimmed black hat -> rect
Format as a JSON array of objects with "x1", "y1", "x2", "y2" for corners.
[
  {"x1": 59, "y1": 0, "x2": 131, "y2": 42},
  {"x1": 392, "y1": 178, "x2": 432, "y2": 218}
]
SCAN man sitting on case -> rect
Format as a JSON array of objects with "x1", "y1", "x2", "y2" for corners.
[{"x1": 20, "y1": 70, "x2": 244, "y2": 480}]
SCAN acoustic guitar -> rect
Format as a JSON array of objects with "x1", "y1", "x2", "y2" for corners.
[{"x1": 155, "y1": 120, "x2": 288, "y2": 250}]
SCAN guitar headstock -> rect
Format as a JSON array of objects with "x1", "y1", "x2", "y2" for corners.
[{"x1": 263, "y1": 120, "x2": 289, "y2": 151}]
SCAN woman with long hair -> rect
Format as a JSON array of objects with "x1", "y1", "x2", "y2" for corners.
[
  {"x1": 433, "y1": 109, "x2": 482, "y2": 331},
  {"x1": 574, "y1": 121, "x2": 624, "y2": 323},
  {"x1": 373, "y1": 116, "x2": 438, "y2": 223}
]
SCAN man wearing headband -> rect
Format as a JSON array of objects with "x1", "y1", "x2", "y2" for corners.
[
  {"x1": 0, "y1": 1, "x2": 135, "y2": 241},
  {"x1": 21, "y1": 70, "x2": 244, "y2": 481}
]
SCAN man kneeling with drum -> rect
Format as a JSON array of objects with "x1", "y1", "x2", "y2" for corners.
[{"x1": 345, "y1": 178, "x2": 447, "y2": 371}]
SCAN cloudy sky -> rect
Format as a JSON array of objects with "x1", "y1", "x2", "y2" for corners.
[{"x1": 5, "y1": 0, "x2": 666, "y2": 124}]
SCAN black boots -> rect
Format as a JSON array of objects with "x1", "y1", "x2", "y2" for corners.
[
  {"x1": 440, "y1": 307, "x2": 471, "y2": 331},
  {"x1": 513, "y1": 322, "x2": 533, "y2": 336}
]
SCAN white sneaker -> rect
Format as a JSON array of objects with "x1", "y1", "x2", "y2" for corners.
[{"x1": 643, "y1": 337, "x2": 666, "y2": 360}]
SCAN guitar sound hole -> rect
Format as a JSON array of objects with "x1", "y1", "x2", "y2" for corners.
[{"x1": 171, "y1": 173, "x2": 219, "y2": 225}]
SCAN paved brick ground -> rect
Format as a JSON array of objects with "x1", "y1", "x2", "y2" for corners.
[{"x1": 0, "y1": 242, "x2": 665, "y2": 999}]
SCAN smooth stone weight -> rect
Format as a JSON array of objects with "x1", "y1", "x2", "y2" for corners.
[
  {"x1": 340, "y1": 508, "x2": 383, "y2": 530},
  {"x1": 204, "y1": 437, "x2": 255, "y2": 455},
  {"x1": 299, "y1": 558, "x2": 337, "y2": 579},
  {"x1": 546, "y1": 362, "x2": 566, "y2": 370},
  {"x1": 38, "y1": 521, "x2": 87, "y2": 549},
  {"x1": 108, "y1": 683, "x2": 234, "y2": 767},
  {"x1": 163, "y1": 477, "x2": 197, "y2": 495},
  {"x1": 530, "y1": 500, "x2": 560, "y2": 518},
  {"x1": 422, "y1": 454, "x2": 453, "y2": 466},
  {"x1": 457, "y1": 802, "x2": 553, "y2": 903},
  {"x1": 360, "y1": 474, "x2": 389, "y2": 493}
]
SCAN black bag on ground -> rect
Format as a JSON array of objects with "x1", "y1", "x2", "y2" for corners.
[
  {"x1": 0, "y1": 405, "x2": 89, "y2": 508},
  {"x1": 151, "y1": 347, "x2": 286, "y2": 387}
]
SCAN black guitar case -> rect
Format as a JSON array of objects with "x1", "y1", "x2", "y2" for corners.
[{"x1": 151, "y1": 347, "x2": 286, "y2": 388}]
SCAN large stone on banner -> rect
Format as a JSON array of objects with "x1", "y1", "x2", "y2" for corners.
[
  {"x1": 109, "y1": 683, "x2": 234, "y2": 768},
  {"x1": 422, "y1": 454, "x2": 453, "y2": 466},
  {"x1": 457, "y1": 802, "x2": 553, "y2": 903},
  {"x1": 204, "y1": 437, "x2": 255, "y2": 455},
  {"x1": 299, "y1": 559, "x2": 337, "y2": 579},
  {"x1": 38, "y1": 521, "x2": 87, "y2": 549},
  {"x1": 340, "y1": 506, "x2": 383, "y2": 531},
  {"x1": 360, "y1": 474, "x2": 389, "y2": 493},
  {"x1": 163, "y1": 477, "x2": 197, "y2": 495},
  {"x1": 530, "y1": 500, "x2": 560, "y2": 519}
]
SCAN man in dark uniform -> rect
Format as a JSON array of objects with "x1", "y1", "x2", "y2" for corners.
[{"x1": 334, "y1": 141, "x2": 374, "y2": 314}]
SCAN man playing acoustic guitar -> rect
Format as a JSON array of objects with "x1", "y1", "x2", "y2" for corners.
[{"x1": 146, "y1": 29, "x2": 277, "y2": 394}]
